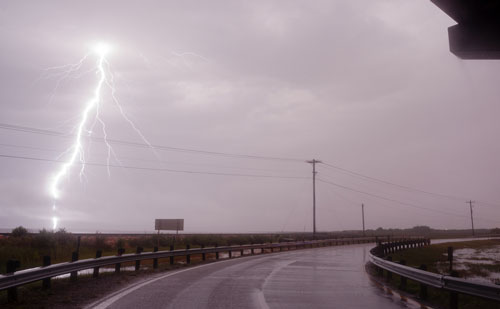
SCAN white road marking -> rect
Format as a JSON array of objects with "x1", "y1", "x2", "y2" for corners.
[{"x1": 86, "y1": 249, "x2": 304, "y2": 309}]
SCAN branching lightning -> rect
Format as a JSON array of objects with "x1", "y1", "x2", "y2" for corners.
[{"x1": 48, "y1": 43, "x2": 151, "y2": 230}]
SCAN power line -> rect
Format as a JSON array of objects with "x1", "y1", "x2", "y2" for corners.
[
  {"x1": 318, "y1": 177, "x2": 500, "y2": 225},
  {"x1": 0, "y1": 153, "x2": 310, "y2": 180},
  {"x1": 3, "y1": 123, "x2": 500, "y2": 211},
  {"x1": 0, "y1": 142, "x2": 305, "y2": 174},
  {"x1": 321, "y1": 162, "x2": 500, "y2": 210},
  {"x1": 0, "y1": 123, "x2": 305, "y2": 162},
  {"x1": 321, "y1": 161, "x2": 470, "y2": 202},
  {"x1": 316, "y1": 178, "x2": 466, "y2": 217}
]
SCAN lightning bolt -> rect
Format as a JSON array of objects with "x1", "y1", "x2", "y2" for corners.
[{"x1": 48, "y1": 43, "x2": 151, "y2": 230}]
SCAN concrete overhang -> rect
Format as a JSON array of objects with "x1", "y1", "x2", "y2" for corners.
[{"x1": 431, "y1": 0, "x2": 500, "y2": 59}]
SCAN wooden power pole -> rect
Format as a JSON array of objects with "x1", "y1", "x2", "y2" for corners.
[
  {"x1": 362, "y1": 203, "x2": 365, "y2": 237},
  {"x1": 467, "y1": 200, "x2": 475, "y2": 237},
  {"x1": 307, "y1": 159, "x2": 321, "y2": 239}
]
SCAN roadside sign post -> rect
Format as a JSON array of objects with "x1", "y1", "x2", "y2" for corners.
[{"x1": 155, "y1": 219, "x2": 184, "y2": 247}]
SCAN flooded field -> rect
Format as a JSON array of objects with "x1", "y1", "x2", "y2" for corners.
[{"x1": 437, "y1": 245, "x2": 500, "y2": 284}]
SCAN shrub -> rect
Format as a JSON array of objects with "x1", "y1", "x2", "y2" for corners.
[
  {"x1": 11, "y1": 226, "x2": 28, "y2": 237},
  {"x1": 54, "y1": 228, "x2": 74, "y2": 247},
  {"x1": 116, "y1": 238, "x2": 126, "y2": 249}
]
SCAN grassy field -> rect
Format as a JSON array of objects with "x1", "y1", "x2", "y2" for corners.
[{"x1": 369, "y1": 239, "x2": 500, "y2": 309}]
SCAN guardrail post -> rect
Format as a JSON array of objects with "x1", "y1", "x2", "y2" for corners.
[
  {"x1": 201, "y1": 245, "x2": 206, "y2": 261},
  {"x1": 115, "y1": 248, "x2": 125, "y2": 273},
  {"x1": 93, "y1": 250, "x2": 102, "y2": 278},
  {"x1": 42, "y1": 256, "x2": 51, "y2": 289},
  {"x1": 450, "y1": 271, "x2": 458, "y2": 309},
  {"x1": 241, "y1": 247, "x2": 244, "y2": 256},
  {"x1": 186, "y1": 245, "x2": 191, "y2": 264},
  {"x1": 7, "y1": 260, "x2": 20, "y2": 302},
  {"x1": 228, "y1": 248, "x2": 232, "y2": 259},
  {"x1": 135, "y1": 246, "x2": 143, "y2": 270},
  {"x1": 170, "y1": 245, "x2": 174, "y2": 265},
  {"x1": 399, "y1": 260, "x2": 407, "y2": 291},
  {"x1": 215, "y1": 244, "x2": 219, "y2": 260},
  {"x1": 153, "y1": 247, "x2": 158, "y2": 269},
  {"x1": 70, "y1": 251, "x2": 79, "y2": 281},
  {"x1": 386, "y1": 256, "x2": 392, "y2": 280},
  {"x1": 251, "y1": 246, "x2": 255, "y2": 255},
  {"x1": 450, "y1": 271, "x2": 459, "y2": 309},
  {"x1": 419, "y1": 264, "x2": 428, "y2": 300},
  {"x1": 448, "y1": 246, "x2": 454, "y2": 273}
]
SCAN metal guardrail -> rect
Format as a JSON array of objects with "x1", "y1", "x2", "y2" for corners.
[
  {"x1": 369, "y1": 242, "x2": 500, "y2": 302},
  {"x1": 0, "y1": 236, "x2": 377, "y2": 292}
]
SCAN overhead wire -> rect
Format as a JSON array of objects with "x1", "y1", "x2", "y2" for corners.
[
  {"x1": 0, "y1": 153, "x2": 310, "y2": 180},
  {"x1": 316, "y1": 178, "x2": 466, "y2": 217},
  {"x1": 0, "y1": 122, "x2": 305, "y2": 162},
  {"x1": 321, "y1": 161, "x2": 500, "y2": 209},
  {"x1": 1, "y1": 122, "x2": 499, "y2": 223},
  {"x1": 317, "y1": 170, "x2": 465, "y2": 215},
  {"x1": 0, "y1": 141, "x2": 306, "y2": 174},
  {"x1": 317, "y1": 178, "x2": 500, "y2": 225},
  {"x1": 321, "y1": 161, "x2": 469, "y2": 201}
]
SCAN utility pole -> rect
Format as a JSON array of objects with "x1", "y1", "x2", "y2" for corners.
[
  {"x1": 307, "y1": 159, "x2": 321, "y2": 239},
  {"x1": 467, "y1": 200, "x2": 475, "y2": 237},
  {"x1": 362, "y1": 203, "x2": 365, "y2": 237}
]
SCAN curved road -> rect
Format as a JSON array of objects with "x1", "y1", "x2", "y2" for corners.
[{"x1": 89, "y1": 243, "x2": 416, "y2": 309}]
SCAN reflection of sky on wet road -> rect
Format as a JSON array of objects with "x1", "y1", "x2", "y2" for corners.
[{"x1": 96, "y1": 243, "x2": 420, "y2": 308}]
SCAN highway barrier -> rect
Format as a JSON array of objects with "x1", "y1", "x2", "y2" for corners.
[
  {"x1": 369, "y1": 239, "x2": 500, "y2": 307},
  {"x1": 1, "y1": 236, "x2": 382, "y2": 301}
]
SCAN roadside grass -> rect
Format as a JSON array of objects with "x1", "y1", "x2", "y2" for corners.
[
  {"x1": 0, "y1": 231, "x2": 287, "y2": 273},
  {"x1": 367, "y1": 239, "x2": 500, "y2": 309}
]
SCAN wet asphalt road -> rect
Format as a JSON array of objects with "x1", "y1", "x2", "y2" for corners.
[{"x1": 92, "y1": 243, "x2": 414, "y2": 309}]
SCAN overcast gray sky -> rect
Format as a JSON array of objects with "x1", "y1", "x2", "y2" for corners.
[{"x1": 1, "y1": 0, "x2": 499, "y2": 233}]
